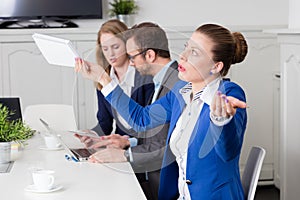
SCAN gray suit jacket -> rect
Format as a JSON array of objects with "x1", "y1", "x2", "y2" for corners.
[{"x1": 130, "y1": 61, "x2": 179, "y2": 199}]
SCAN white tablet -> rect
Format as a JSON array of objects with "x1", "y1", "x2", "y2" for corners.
[
  {"x1": 68, "y1": 130, "x2": 100, "y2": 139},
  {"x1": 32, "y1": 33, "x2": 79, "y2": 67}
]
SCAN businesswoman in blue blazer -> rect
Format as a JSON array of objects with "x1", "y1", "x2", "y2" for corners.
[
  {"x1": 76, "y1": 23, "x2": 248, "y2": 200},
  {"x1": 87, "y1": 19, "x2": 153, "y2": 140}
]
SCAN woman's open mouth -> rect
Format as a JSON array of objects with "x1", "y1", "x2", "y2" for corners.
[{"x1": 178, "y1": 64, "x2": 186, "y2": 72}]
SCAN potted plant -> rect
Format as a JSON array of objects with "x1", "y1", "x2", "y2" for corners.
[
  {"x1": 0, "y1": 104, "x2": 33, "y2": 163},
  {"x1": 109, "y1": 0, "x2": 138, "y2": 25}
]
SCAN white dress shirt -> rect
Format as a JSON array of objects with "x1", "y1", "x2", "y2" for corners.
[
  {"x1": 109, "y1": 66, "x2": 135, "y2": 130},
  {"x1": 151, "y1": 60, "x2": 174, "y2": 103}
]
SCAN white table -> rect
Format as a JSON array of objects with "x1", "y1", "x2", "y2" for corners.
[{"x1": 0, "y1": 133, "x2": 146, "y2": 200}]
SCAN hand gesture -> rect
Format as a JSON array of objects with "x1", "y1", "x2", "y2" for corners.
[
  {"x1": 210, "y1": 91, "x2": 247, "y2": 120},
  {"x1": 89, "y1": 134, "x2": 130, "y2": 149}
]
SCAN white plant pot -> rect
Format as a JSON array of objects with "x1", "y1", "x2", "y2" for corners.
[
  {"x1": 0, "y1": 142, "x2": 11, "y2": 163},
  {"x1": 117, "y1": 14, "x2": 134, "y2": 27}
]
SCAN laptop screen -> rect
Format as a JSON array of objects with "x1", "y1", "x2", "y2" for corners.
[
  {"x1": 39, "y1": 118, "x2": 96, "y2": 161},
  {"x1": 0, "y1": 97, "x2": 22, "y2": 121}
]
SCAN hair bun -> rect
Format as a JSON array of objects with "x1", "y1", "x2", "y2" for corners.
[{"x1": 232, "y1": 32, "x2": 248, "y2": 64}]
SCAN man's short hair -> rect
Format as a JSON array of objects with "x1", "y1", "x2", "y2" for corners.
[{"x1": 125, "y1": 22, "x2": 171, "y2": 58}]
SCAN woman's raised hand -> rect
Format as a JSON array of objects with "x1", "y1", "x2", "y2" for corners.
[{"x1": 75, "y1": 58, "x2": 107, "y2": 83}]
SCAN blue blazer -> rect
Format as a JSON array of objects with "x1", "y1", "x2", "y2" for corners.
[
  {"x1": 95, "y1": 70, "x2": 153, "y2": 136},
  {"x1": 106, "y1": 79, "x2": 247, "y2": 200}
]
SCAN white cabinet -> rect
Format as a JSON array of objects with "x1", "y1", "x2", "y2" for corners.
[
  {"x1": 0, "y1": 29, "x2": 99, "y2": 129},
  {"x1": 275, "y1": 32, "x2": 300, "y2": 200},
  {"x1": 273, "y1": 73, "x2": 281, "y2": 188},
  {"x1": 74, "y1": 41, "x2": 98, "y2": 129},
  {"x1": 1, "y1": 42, "x2": 75, "y2": 106}
]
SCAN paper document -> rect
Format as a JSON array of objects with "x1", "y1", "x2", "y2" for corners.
[{"x1": 32, "y1": 33, "x2": 79, "y2": 67}]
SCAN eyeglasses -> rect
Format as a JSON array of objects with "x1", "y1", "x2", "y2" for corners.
[{"x1": 128, "y1": 49, "x2": 147, "y2": 62}]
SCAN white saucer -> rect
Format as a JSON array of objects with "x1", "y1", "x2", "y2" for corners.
[
  {"x1": 39, "y1": 145, "x2": 63, "y2": 151},
  {"x1": 24, "y1": 184, "x2": 63, "y2": 193}
]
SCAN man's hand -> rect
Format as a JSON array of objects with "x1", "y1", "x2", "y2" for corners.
[
  {"x1": 88, "y1": 148, "x2": 127, "y2": 163},
  {"x1": 90, "y1": 134, "x2": 130, "y2": 149}
]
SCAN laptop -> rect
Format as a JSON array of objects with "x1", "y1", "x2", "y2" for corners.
[
  {"x1": 0, "y1": 97, "x2": 22, "y2": 121},
  {"x1": 39, "y1": 118, "x2": 96, "y2": 162}
]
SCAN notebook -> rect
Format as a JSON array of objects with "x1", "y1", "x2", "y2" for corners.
[
  {"x1": 39, "y1": 118, "x2": 96, "y2": 161},
  {"x1": 32, "y1": 33, "x2": 79, "y2": 67},
  {"x1": 0, "y1": 97, "x2": 22, "y2": 121}
]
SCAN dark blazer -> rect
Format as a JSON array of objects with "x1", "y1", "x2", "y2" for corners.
[
  {"x1": 105, "y1": 79, "x2": 247, "y2": 200},
  {"x1": 94, "y1": 69, "x2": 153, "y2": 136},
  {"x1": 131, "y1": 61, "x2": 179, "y2": 200}
]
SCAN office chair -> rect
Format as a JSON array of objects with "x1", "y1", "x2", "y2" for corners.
[
  {"x1": 242, "y1": 146, "x2": 266, "y2": 200},
  {"x1": 23, "y1": 104, "x2": 77, "y2": 132}
]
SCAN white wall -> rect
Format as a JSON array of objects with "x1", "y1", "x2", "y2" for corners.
[
  {"x1": 289, "y1": 0, "x2": 300, "y2": 28},
  {"x1": 101, "y1": 0, "x2": 288, "y2": 27}
]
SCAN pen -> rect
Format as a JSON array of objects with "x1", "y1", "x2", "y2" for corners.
[
  {"x1": 71, "y1": 156, "x2": 79, "y2": 162},
  {"x1": 65, "y1": 154, "x2": 71, "y2": 161},
  {"x1": 65, "y1": 154, "x2": 79, "y2": 162}
]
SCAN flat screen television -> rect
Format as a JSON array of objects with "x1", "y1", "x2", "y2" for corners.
[{"x1": 0, "y1": 0, "x2": 102, "y2": 28}]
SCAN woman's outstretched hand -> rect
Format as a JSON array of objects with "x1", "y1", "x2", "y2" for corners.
[{"x1": 210, "y1": 91, "x2": 247, "y2": 120}]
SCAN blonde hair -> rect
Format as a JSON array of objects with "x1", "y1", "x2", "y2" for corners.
[{"x1": 95, "y1": 19, "x2": 128, "y2": 89}]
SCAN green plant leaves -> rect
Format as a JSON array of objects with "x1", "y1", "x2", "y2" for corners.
[
  {"x1": 109, "y1": 0, "x2": 138, "y2": 16},
  {"x1": 0, "y1": 104, "x2": 34, "y2": 142}
]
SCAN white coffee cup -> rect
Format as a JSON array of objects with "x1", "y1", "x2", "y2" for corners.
[
  {"x1": 44, "y1": 136, "x2": 60, "y2": 149},
  {"x1": 32, "y1": 169, "x2": 55, "y2": 191}
]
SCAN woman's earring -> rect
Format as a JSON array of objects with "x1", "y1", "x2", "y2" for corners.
[{"x1": 209, "y1": 71, "x2": 213, "y2": 75}]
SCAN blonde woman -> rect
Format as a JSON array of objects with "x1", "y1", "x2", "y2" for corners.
[{"x1": 86, "y1": 19, "x2": 153, "y2": 142}]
